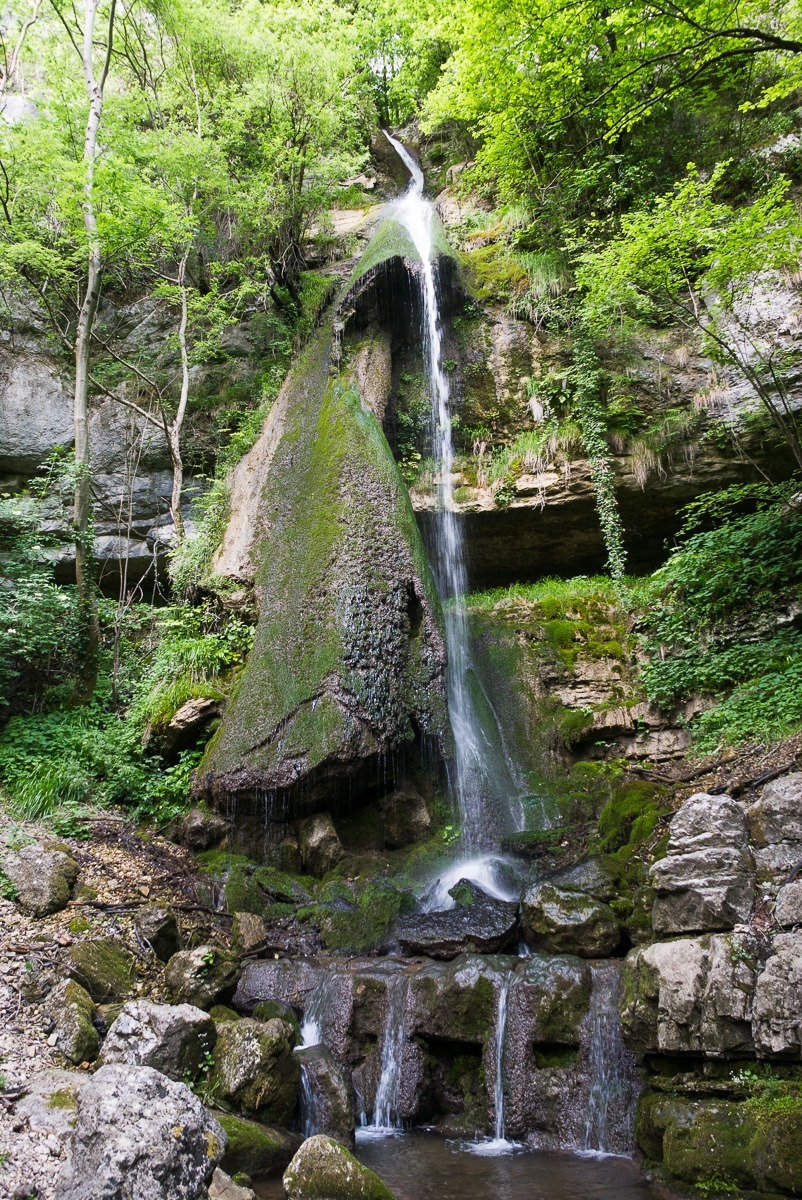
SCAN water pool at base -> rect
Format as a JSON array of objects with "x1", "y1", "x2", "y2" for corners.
[{"x1": 254, "y1": 1132, "x2": 663, "y2": 1200}]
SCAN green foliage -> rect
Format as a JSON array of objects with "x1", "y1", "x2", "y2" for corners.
[{"x1": 596, "y1": 781, "x2": 668, "y2": 854}]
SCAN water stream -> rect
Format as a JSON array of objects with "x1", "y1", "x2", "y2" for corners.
[
  {"x1": 582, "y1": 962, "x2": 637, "y2": 1155},
  {"x1": 296, "y1": 973, "x2": 334, "y2": 1137},
  {"x1": 364, "y1": 972, "x2": 409, "y2": 1132},
  {"x1": 384, "y1": 131, "x2": 524, "y2": 855}
]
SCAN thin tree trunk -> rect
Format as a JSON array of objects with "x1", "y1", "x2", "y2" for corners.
[
  {"x1": 73, "y1": 0, "x2": 117, "y2": 696},
  {"x1": 168, "y1": 251, "x2": 191, "y2": 541}
]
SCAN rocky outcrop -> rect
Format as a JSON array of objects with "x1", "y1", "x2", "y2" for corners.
[
  {"x1": 297, "y1": 814, "x2": 345, "y2": 877},
  {"x1": 746, "y1": 772, "x2": 802, "y2": 880},
  {"x1": 194, "y1": 318, "x2": 449, "y2": 852},
  {"x1": 521, "y1": 883, "x2": 619, "y2": 957},
  {"x1": 52, "y1": 1064, "x2": 225, "y2": 1200},
  {"x1": 650, "y1": 793, "x2": 755, "y2": 934},
  {"x1": 4, "y1": 844, "x2": 79, "y2": 917},
  {"x1": 101, "y1": 1001, "x2": 216, "y2": 1080},
  {"x1": 165, "y1": 946, "x2": 240, "y2": 1010},
  {"x1": 283, "y1": 1135, "x2": 397, "y2": 1200}
]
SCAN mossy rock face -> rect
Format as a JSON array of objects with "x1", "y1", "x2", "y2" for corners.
[
  {"x1": 209, "y1": 1017, "x2": 300, "y2": 1124},
  {"x1": 165, "y1": 945, "x2": 241, "y2": 1011},
  {"x1": 195, "y1": 320, "x2": 448, "y2": 848},
  {"x1": 283, "y1": 1134, "x2": 397, "y2": 1200},
  {"x1": 408, "y1": 955, "x2": 505, "y2": 1044},
  {"x1": 252, "y1": 1000, "x2": 301, "y2": 1045},
  {"x1": 44, "y1": 978, "x2": 99, "y2": 1064},
  {"x1": 66, "y1": 938, "x2": 137, "y2": 1003},
  {"x1": 214, "y1": 1111, "x2": 300, "y2": 1178},
  {"x1": 521, "y1": 883, "x2": 620, "y2": 958},
  {"x1": 314, "y1": 880, "x2": 414, "y2": 954}
]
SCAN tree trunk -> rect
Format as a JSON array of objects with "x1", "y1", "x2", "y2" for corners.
[
  {"x1": 73, "y1": 0, "x2": 116, "y2": 697},
  {"x1": 168, "y1": 252, "x2": 191, "y2": 542}
]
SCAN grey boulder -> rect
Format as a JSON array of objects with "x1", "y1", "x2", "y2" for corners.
[
  {"x1": 45, "y1": 979, "x2": 100, "y2": 1064},
  {"x1": 296, "y1": 1044, "x2": 355, "y2": 1148},
  {"x1": 134, "y1": 904, "x2": 181, "y2": 961},
  {"x1": 165, "y1": 945, "x2": 240, "y2": 1010},
  {"x1": 101, "y1": 1000, "x2": 217, "y2": 1081},
  {"x1": 521, "y1": 882, "x2": 619, "y2": 957},
  {"x1": 747, "y1": 773, "x2": 802, "y2": 879},
  {"x1": 53, "y1": 1064, "x2": 226, "y2": 1200},
  {"x1": 4, "y1": 844, "x2": 79, "y2": 916},
  {"x1": 297, "y1": 814, "x2": 344, "y2": 877},
  {"x1": 283, "y1": 1135, "x2": 396, "y2": 1200},
  {"x1": 394, "y1": 881, "x2": 518, "y2": 959}
]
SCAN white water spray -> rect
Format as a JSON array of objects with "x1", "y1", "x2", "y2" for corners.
[{"x1": 364, "y1": 972, "x2": 409, "y2": 1132}]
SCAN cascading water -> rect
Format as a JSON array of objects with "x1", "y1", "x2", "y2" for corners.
[
  {"x1": 296, "y1": 974, "x2": 333, "y2": 1137},
  {"x1": 384, "y1": 130, "x2": 525, "y2": 859},
  {"x1": 582, "y1": 962, "x2": 637, "y2": 1155},
  {"x1": 363, "y1": 973, "x2": 409, "y2": 1133},
  {"x1": 469, "y1": 972, "x2": 518, "y2": 1156}
]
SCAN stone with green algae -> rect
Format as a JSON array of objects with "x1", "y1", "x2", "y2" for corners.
[
  {"x1": 521, "y1": 882, "x2": 620, "y2": 958},
  {"x1": 213, "y1": 1111, "x2": 300, "y2": 1178},
  {"x1": 66, "y1": 938, "x2": 137, "y2": 1002},
  {"x1": 209, "y1": 1017, "x2": 300, "y2": 1123},
  {"x1": 283, "y1": 1135, "x2": 397, "y2": 1200}
]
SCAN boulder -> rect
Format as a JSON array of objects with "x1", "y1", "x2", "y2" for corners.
[
  {"x1": 52, "y1": 1064, "x2": 225, "y2": 1200},
  {"x1": 232, "y1": 912, "x2": 266, "y2": 957},
  {"x1": 408, "y1": 954, "x2": 506, "y2": 1043},
  {"x1": 208, "y1": 1168, "x2": 256, "y2": 1200},
  {"x1": 101, "y1": 1000, "x2": 217, "y2": 1080},
  {"x1": 209, "y1": 1017, "x2": 300, "y2": 1123},
  {"x1": 394, "y1": 882, "x2": 518, "y2": 959},
  {"x1": 165, "y1": 946, "x2": 240, "y2": 1010},
  {"x1": 775, "y1": 879, "x2": 802, "y2": 927},
  {"x1": 752, "y1": 931, "x2": 802, "y2": 1058},
  {"x1": 747, "y1": 773, "x2": 802, "y2": 879},
  {"x1": 650, "y1": 794, "x2": 755, "y2": 933},
  {"x1": 214, "y1": 1112, "x2": 300, "y2": 1178},
  {"x1": 169, "y1": 807, "x2": 229, "y2": 852},
  {"x1": 160, "y1": 697, "x2": 221, "y2": 757},
  {"x1": 376, "y1": 788, "x2": 432, "y2": 848},
  {"x1": 296, "y1": 1045, "x2": 355, "y2": 1147},
  {"x1": 67, "y1": 939, "x2": 137, "y2": 1002},
  {"x1": 4, "y1": 844, "x2": 79, "y2": 917},
  {"x1": 13, "y1": 1069, "x2": 91, "y2": 1141},
  {"x1": 45, "y1": 979, "x2": 100, "y2": 1064},
  {"x1": 283, "y1": 1135, "x2": 396, "y2": 1200},
  {"x1": 547, "y1": 856, "x2": 617, "y2": 901},
  {"x1": 134, "y1": 905, "x2": 181, "y2": 961},
  {"x1": 297, "y1": 814, "x2": 344, "y2": 877},
  {"x1": 521, "y1": 883, "x2": 619, "y2": 957}
]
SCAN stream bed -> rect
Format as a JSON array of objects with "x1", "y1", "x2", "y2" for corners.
[{"x1": 253, "y1": 1132, "x2": 663, "y2": 1200}]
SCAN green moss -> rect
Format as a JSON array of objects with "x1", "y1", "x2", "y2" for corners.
[
  {"x1": 597, "y1": 780, "x2": 669, "y2": 854},
  {"x1": 316, "y1": 879, "x2": 414, "y2": 953},
  {"x1": 209, "y1": 1004, "x2": 241, "y2": 1023},
  {"x1": 67, "y1": 938, "x2": 136, "y2": 1002},
  {"x1": 48, "y1": 1088, "x2": 79, "y2": 1110},
  {"x1": 214, "y1": 1111, "x2": 297, "y2": 1178},
  {"x1": 224, "y1": 867, "x2": 266, "y2": 916},
  {"x1": 459, "y1": 244, "x2": 529, "y2": 303},
  {"x1": 533, "y1": 1045, "x2": 579, "y2": 1068},
  {"x1": 67, "y1": 916, "x2": 90, "y2": 934}
]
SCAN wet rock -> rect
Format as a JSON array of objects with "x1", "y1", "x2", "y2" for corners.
[
  {"x1": 747, "y1": 772, "x2": 802, "y2": 879},
  {"x1": 208, "y1": 1168, "x2": 256, "y2": 1200},
  {"x1": 297, "y1": 1045, "x2": 355, "y2": 1148},
  {"x1": 547, "y1": 856, "x2": 617, "y2": 901},
  {"x1": 752, "y1": 931, "x2": 802, "y2": 1057},
  {"x1": 650, "y1": 794, "x2": 755, "y2": 933},
  {"x1": 169, "y1": 807, "x2": 229, "y2": 851},
  {"x1": 209, "y1": 1017, "x2": 300, "y2": 1123},
  {"x1": 376, "y1": 788, "x2": 432, "y2": 848},
  {"x1": 165, "y1": 945, "x2": 240, "y2": 1010},
  {"x1": 101, "y1": 1000, "x2": 217, "y2": 1080},
  {"x1": 52, "y1": 1064, "x2": 225, "y2": 1200},
  {"x1": 4, "y1": 844, "x2": 79, "y2": 917},
  {"x1": 521, "y1": 883, "x2": 619, "y2": 957},
  {"x1": 408, "y1": 954, "x2": 506, "y2": 1042},
  {"x1": 232, "y1": 912, "x2": 266, "y2": 956},
  {"x1": 14, "y1": 1069, "x2": 91, "y2": 1141},
  {"x1": 394, "y1": 882, "x2": 518, "y2": 959},
  {"x1": 234, "y1": 959, "x2": 321, "y2": 1017},
  {"x1": 67, "y1": 939, "x2": 137, "y2": 1002},
  {"x1": 134, "y1": 904, "x2": 181, "y2": 961},
  {"x1": 620, "y1": 934, "x2": 756, "y2": 1055},
  {"x1": 283, "y1": 1135, "x2": 396, "y2": 1200},
  {"x1": 214, "y1": 1112, "x2": 300, "y2": 1178},
  {"x1": 297, "y1": 814, "x2": 345, "y2": 877},
  {"x1": 45, "y1": 979, "x2": 100, "y2": 1064},
  {"x1": 775, "y1": 879, "x2": 802, "y2": 926}
]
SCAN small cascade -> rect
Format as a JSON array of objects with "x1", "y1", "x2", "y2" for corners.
[
  {"x1": 297, "y1": 974, "x2": 333, "y2": 1137},
  {"x1": 582, "y1": 961, "x2": 637, "y2": 1155},
  {"x1": 365, "y1": 974, "x2": 409, "y2": 1132},
  {"x1": 383, "y1": 130, "x2": 525, "y2": 852},
  {"x1": 493, "y1": 974, "x2": 511, "y2": 1142}
]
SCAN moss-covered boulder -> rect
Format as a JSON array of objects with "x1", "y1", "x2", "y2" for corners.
[
  {"x1": 521, "y1": 883, "x2": 620, "y2": 958},
  {"x1": 194, "y1": 318, "x2": 448, "y2": 852},
  {"x1": 252, "y1": 1000, "x2": 301, "y2": 1044},
  {"x1": 209, "y1": 1017, "x2": 300, "y2": 1123},
  {"x1": 165, "y1": 945, "x2": 241, "y2": 1010},
  {"x1": 44, "y1": 979, "x2": 100, "y2": 1064},
  {"x1": 66, "y1": 939, "x2": 137, "y2": 1002},
  {"x1": 283, "y1": 1135, "x2": 397, "y2": 1200},
  {"x1": 408, "y1": 955, "x2": 507, "y2": 1043},
  {"x1": 214, "y1": 1111, "x2": 300, "y2": 1178}
]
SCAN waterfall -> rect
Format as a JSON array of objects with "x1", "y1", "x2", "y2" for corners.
[
  {"x1": 384, "y1": 130, "x2": 523, "y2": 854},
  {"x1": 366, "y1": 973, "x2": 409, "y2": 1131},
  {"x1": 297, "y1": 974, "x2": 332, "y2": 1137},
  {"x1": 582, "y1": 962, "x2": 636, "y2": 1155},
  {"x1": 493, "y1": 974, "x2": 511, "y2": 1142}
]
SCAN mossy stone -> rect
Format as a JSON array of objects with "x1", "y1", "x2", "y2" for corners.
[
  {"x1": 214, "y1": 1111, "x2": 299, "y2": 1178},
  {"x1": 210, "y1": 1005, "x2": 241, "y2": 1024},
  {"x1": 252, "y1": 1001, "x2": 301, "y2": 1044},
  {"x1": 67, "y1": 938, "x2": 136, "y2": 1002},
  {"x1": 209, "y1": 1017, "x2": 300, "y2": 1123},
  {"x1": 224, "y1": 867, "x2": 266, "y2": 917},
  {"x1": 45, "y1": 979, "x2": 100, "y2": 1064},
  {"x1": 283, "y1": 1135, "x2": 396, "y2": 1200}
]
